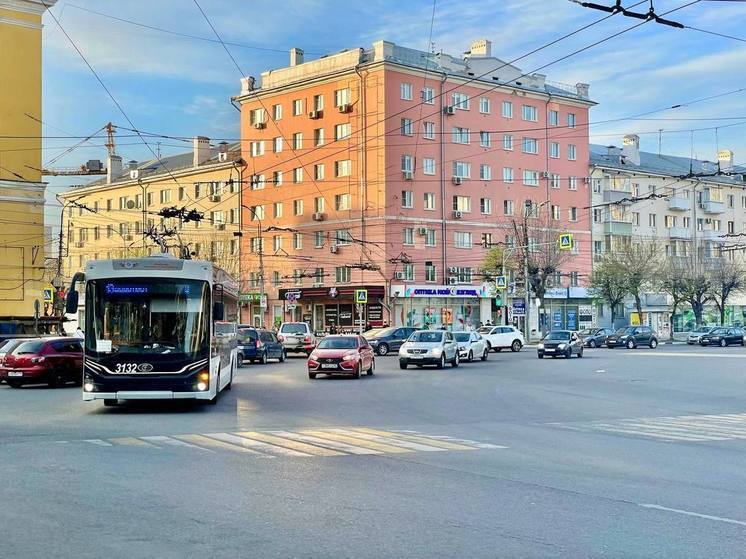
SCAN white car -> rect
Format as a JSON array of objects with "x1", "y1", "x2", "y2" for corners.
[
  {"x1": 477, "y1": 325, "x2": 525, "y2": 352},
  {"x1": 454, "y1": 332, "x2": 489, "y2": 362}
]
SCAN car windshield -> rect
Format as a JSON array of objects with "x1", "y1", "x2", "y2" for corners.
[
  {"x1": 215, "y1": 322, "x2": 235, "y2": 336},
  {"x1": 544, "y1": 332, "x2": 570, "y2": 341},
  {"x1": 615, "y1": 327, "x2": 635, "y2": 334},
  {"x1": 237, "y1": 328, "x2": 257, "y2": 342},
  {"x1": 477, "y1": 327, "x2": 492, "y2": 334},
  {"x1": 712, "y1": 328, "x2": 726, "y2": 334},
  {"x1": 409, "y1": 331, "x2": 443, "y2": 343},
  {"x1": 0, "y1": 340, "x2": 14, "y2": 352},
  {"x1": 280, "y1": 323, "x2": 307, "y2": 334},
  {"x1": 579, "y1": 329, "x2": 594, "y2": 336},
  {"x1": 694, "y1": 326, "x2": 712, "y2": 333},
  {"x1": 14, "y1": 340, "x2": 46, "y2": 354},
  {"x1": 317, "y1": 337, "x2": 357, "y2": 349},
  {"x1": 454, "y1": 333, "x2": 471, "y2": 342},
  {"x1": 367, "y1": 328, "x2": 393, "y2": 338}
]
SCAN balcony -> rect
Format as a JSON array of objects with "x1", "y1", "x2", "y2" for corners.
[
  {"x1": 701, "y1": 200, "x2": 725, "y2": 214},
  {"x1": 700, "y1": 229, "x2": 725, "y2": 243},
  {"x1": 668, "y1": 226, "x2": 691, "y2": 240},
  {"x1": 604, "y1": 221, "x2": 633, "y2": 236},
  {"x1": 603, "y1": 189, "x2": 632, "y2": 204},
  {"x1": 667, "y1": 196, "x2": 691, "y2": 211}
]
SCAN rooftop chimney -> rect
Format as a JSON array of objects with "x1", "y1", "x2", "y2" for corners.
[
  {"x1": 621, "y1": 134, "x2": 640, "y2": 166},
  {"x1": 218, "y1": 141, "x2": 229, "y2": 153},
  {"x1": 718, "y1": 149, "x2": 734, "y2": 171},
  {"x1": 107, "y1": 155, "x2": 122, "y2": 184},
  {"x1": 127, "y1": 159, "x2": 138, "y2": 171},
  {"x1": 469, "y1": 39, "x2": 492, "y2": 57},
  {"x1": 290, "y1": 47, "x2": 304, "y2": 67},
  {"x1": 193, "y1": 136, "x2": 210, "y2": 167}
]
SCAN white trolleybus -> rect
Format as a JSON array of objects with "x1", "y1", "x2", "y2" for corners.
[{"x1": 65, "y1": 254, "x2": 239, "y2": 406}]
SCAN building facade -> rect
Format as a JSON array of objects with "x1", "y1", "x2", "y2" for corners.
[
  {"x1": 236, "y1": 39, "x2": 594, "y2": 334},
  {"x1": 590, "y1": 137, "x2": 746, "y2": 331},
  {"x1": 0, "y1": 0, "x2": 55, "y2": 333}
]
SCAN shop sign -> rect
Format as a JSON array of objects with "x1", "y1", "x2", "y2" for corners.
[
  {"x1": 578, "y1": 305, "x2": 594, "y2": 324},
  {"x1": 324, "y1": 305, "x2": 338, "y2": 324},
  {"x1": 567, "y1": 310, "x2": 577, "y2": 330},
  {"x1": 239, "y1": 292, "x2": 261, "y2": 303},
  {"x1": 328, "y1": 287, "x2": 338, "y2": 298},
  {"x1": 401, "y1": 284, "x2": 489, "y2": 298},
  {"x1": 339, "y1": 305, "x2": 353, "y2": 327},
  {"x1": 368, "y1": 303, "x2": 383, "y2": 321},
  {"x1": 259, "y1": 294, "x2": 267, "y2": 309},
  {"x1": 285, "y1": 291, "x2": 301, "y2": 302},
  {"x1": 512, "y1": 299, "x2": 526, "y2": 316},
  {"x1": 553, "y1": 311, "x2": 562, "y2": 329}
]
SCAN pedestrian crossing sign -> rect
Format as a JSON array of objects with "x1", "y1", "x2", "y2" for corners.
[
  {"x1": 355, "y1": 289, "x2": 368, "y2": 304},
  {"x1": 43, "y1": 287, "x2": 54, "y2": 303},
  {"x1": 495, "y1": 276, "x2": 507, "y2": 290},
  {"x1": 558, "y1": 233, "x2": 573, "y2": 251}
]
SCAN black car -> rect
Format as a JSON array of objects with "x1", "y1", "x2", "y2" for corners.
[
  {"x1": 606, "y1": 326, "x2": 658, "y2": 349},
  {"x1": 238, "y1": 328, "x2": 286, "y2": 365},
  {"x1": 364, "y1": 327, "x2": 417, "y2": 356},
  {"x1": 579, "y1": 328, "x2": 613, "y2": 348},
  {"x1": 699, "y1": 327, "x2": 745, "y2": 347},
  {"x1": 538, "y1": 330, "x2": 584, "y2": 359}
]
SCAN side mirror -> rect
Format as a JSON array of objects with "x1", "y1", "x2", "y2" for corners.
[
  {"x1": 65, "y1": 290, "x2": 79, "y2": 315},
  {"x1": 213, "y1": 302, "x2": 225, "y2": 322}
]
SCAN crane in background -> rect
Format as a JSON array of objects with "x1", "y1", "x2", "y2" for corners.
[{"x1": 39, "y1": 122, "x2": 115, "y2": 176}]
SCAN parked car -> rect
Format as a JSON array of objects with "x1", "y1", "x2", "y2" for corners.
[
  {"x1": 0, "y1": 338, "x2": 31, "y2": 384},
  {"x1": 237, "y1": 327, "x2": 286, "y2": 365},
  {"x1": 0, "y1": 337, "x2": 83, "y2": 388},
  {"x1": 364, "y1": 327, "x2": 418, "y2": 356},
  {"x1": 398, "y1": 330, "x2": 459, "y2": 369},
  {"x1": 579, "y1": 327, "x2": 613, "y2": 348},
  {"x1": 477, "y1": 325, "x2": 524, "y2": 352},
  {"x1": 687, "y1": 326, "x2": 718, "y2": 345},
  {"x1": 307, "y1": 335, "x2": 374, "y2": 379},
  {"x1": 278, "y1": 322, "x2": 316, "y2": 356},
  {"x1": 606, "y1": 326, "x2": 658, "y2": 349},
  {"x1": 537, "y1": 330, "x2": 584, "y2": 359},
  {"x1": 454, "y1": 332, "x2": 489, "y2": 362},
  {"x1": 699, "y1": 327, "x2": 745, "y2": 347}
]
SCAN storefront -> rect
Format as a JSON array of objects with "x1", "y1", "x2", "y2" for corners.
[
  {"x1": 238, "y1": 292, "x2": 266, "y2": 327},
  {"x1": 277, "y1": 285, "x2": 386, "y2": 333},
  {"x1": 539, "y1": 287, "x2": 596, "y2": 333},
  {"x1": 390, "y1": 284, "x2": 492, "y2": 331}
]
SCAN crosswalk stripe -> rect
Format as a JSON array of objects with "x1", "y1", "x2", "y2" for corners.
[
  {"x1": 591, "y1": 424, "x2": 713, "y2": 441},
  {"x1": 207, "y1": 433, "x2": 309, "y2": 457},
  {"x1": 172, "y1": 434, "x2": 261, "y2": 454},
  {"x1": 615, "y1": 422, "x2": 730, "y2": 441},
  {"x1": 636, "y1": 420, "x2": 746, "y2": 438},
  {"x1": 302, "y1": 430, "x2": 413, "y2": 453},
  {"x1": 354, "y1": 428, "x2": 477, "y2": 450},
  {"x1": 429, "y1": 436, "x2": 509, "y2": 449},
  {"x1": 325, "y1": 428, "x2": 447, "y2": 452},
  {"x1": 140, "y1": 435, "x2": 212, "y2": 451},
  {"x1": 267, "y1": 430, "x2": 380, "y2": 455},
  {"x1": 109, "y1": 437, "x2": 159, "y2": 448},
  {"x1": 84, "y1": 439, "x2": 112, "y2": 447},
  {"x1": 234, "y1": 431, "x2": 343, "y2": 457}
]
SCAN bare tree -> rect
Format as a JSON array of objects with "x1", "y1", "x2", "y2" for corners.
[
  {"x1": 590, "y1": 255, "x2": 628, "y2": 326},
  {"x1": 708, "y1": 258, "x2": 745, "y2": 326},
  {"x1": 656, "y1": 259, "x2": 689, "y2": 342},
  {"x1": 619, "y1": 241, "x2": 660, "y2": 323},
  {"x1": 680, "y1": 256, "x2": 712, "y2": 327}
]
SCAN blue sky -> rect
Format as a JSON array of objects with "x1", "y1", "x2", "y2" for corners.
[{"x1": 41, "y1": 0, "x2": 746, "y2": 210}]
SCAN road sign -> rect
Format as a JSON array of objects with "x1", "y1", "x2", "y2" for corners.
[
  {"x1": 558, "y1": 233, "x2": 573, "y2": 251},
  {"x1": 259, "y1": 294, "x2": 267, "y2": 309},
  {"x1": 43, "y1": 287, "x2": 53, "y2": 303},
  {"x1": 355, "y1": 289, "x2": 368, "y2": 304},
  {"x1": 512, "y1": 299, "x2": 526, "y2": 317},
  {"x1": 495, "y1": 276, "x2": 507, "y2": 290}
]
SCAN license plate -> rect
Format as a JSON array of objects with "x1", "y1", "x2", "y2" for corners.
[
  {"x1": 544, "y1": 349, "x2": 554, "y2": 353},
  {"x1": 7, "y1": 371, "x2": 22, "y2": 377},
  {"x1": 321, "y1": 364, "x2": 338, "y2": 369},
  {"x1": 410, "y1": 355, "x2": 423, "y2": 359}
]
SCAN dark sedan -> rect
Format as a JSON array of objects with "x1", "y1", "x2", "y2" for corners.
[
  {"x1": 538, "y1": 330, "x2": 584, "y2": 359},
  {"x1": 699, "y1": 327, "x2": 745, "y2": 347},
  {"x1": 579, "y1": 328, "x2": 612, "y2": 348},
  {"x1": 364, "y1": 327, "x2": 417, "y2": 356},
  {"x1": 237, "y1": 327, "x2": 286, "y2": 365},
  {"x1": 606, "y1": 326, "x2": 658, "y2": 349}
]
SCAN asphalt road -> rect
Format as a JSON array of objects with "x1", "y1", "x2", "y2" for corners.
[{"x1": 2, "y1": 343, "x2": 746, "y2": 558}]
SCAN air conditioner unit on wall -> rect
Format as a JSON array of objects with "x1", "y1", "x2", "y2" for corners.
[
  {"x1": 329, "y1": 245, "x2": 339, "y2": 254},
  {"x1": 448, "y1": 277, "x2": 458, "y2": 285},
  {"x1": 338, "y1": 104, "x2": 352, "y2": 114},
  {"x1": 402, "y1": 170, "x2": 414, "y2": 181},
  {"x1": 541, "y1": 171, "x2": 550, "y2": 179},
  {"x1": 253, "y1": 122, "x2": 266, "y2": 129},
  {"x1": 417, "y1": 227, "x2": 427, "y2": 235},
  {"x1": 210, "y1": 195, "x2": 221, "y2": 203},
  {"x1": 308, "y1": 110, "x2": 322, "y2": 119},
  {"x1": 395, "y1": 272, "x2": 406, "y2": 280},
  {"x1": 312, "y1": 212, "x2": 325, "y2": 222},
  {"x1": 443, "y1": 106, "x2": 455, "y2": 115},
  {"x1": 452, "y1": 210, "x2": 463, "y2": 219},
  {"x1": 452, "y1": 176, "x2": 463, "y2": 185},
  {"x1": 448, "y1": 267, "x2": 458, "y2": 274}
]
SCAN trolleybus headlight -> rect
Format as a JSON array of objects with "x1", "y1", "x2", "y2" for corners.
[
  {"x1": 197, "y1": 382, "x2": 208, "y2": 391},
  {"x1": 84, "y1": 382, "x2": 94, "y2": 392},
  {"x1": 196, "y1": 370, "x2": 210, "y2": 391}
]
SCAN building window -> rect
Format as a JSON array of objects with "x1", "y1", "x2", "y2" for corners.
[
  {"x1": 425, "y1": 261, "x2": 436, "y2": 282},
  {"x1": 250, "y1": 237, "x2": 263, "y2": 253},
  {"x1": 727, "y1": 194, "x2": 734, "y2": 208},
  {"x1": 314, "y1": 197, "x2": 325, "y2": 214},
  {"x1": 401, "y1": 190, "x2": 414, "y2": 208},
  {"x1": 568, "y1": 176, "x2": 578, "y2": 191},
  {"x1": 250, "y1": 140, "x2": 265, "y2": 157},
  {"x1": 401, "y1": 154, "x2": 413, "y2": 172},
  {"x1": 292, "y1": 270, "x2": 302, "y2": 286},
  {"x1": 569, "y1": 271, "x2": 579, "y2": 286},
  {"x1": 314, "y1": 164, "x2": 325, "y2": 180},
  {"x1": 293, "y1": 168, "x2": 303, "y2": 183},
  {"x1": 423, "y1": 121, "x2": 435, "y2": 139},
  {"x1": 423, "y1": 158, "x2": 436, "y2": 175},
  {"x1": 402, "y1": 264, "x2": 415, "y2": 281},
  {"x1": 502, "y1": 100, "x2": 513, "y2": 118},
  {"x1": 479, "y1": 131, "x2": 491, "y2": 147},
  {"x1": 292, "y1": 99, "x2": 303, "y2": 116},
  {"x1": 401, "y1": 118, "x2": 414, "y2": 136},
  {"x1": 293, "y1": 232, "x2": 303, "y2": 250},
  {"x1": 335, "y1": 193, "x2": 351, "y2": 211},
  {"x1": 503, "y1": 167, "x2": 514, "y2": 183},
  {"x1": 272, "y1": 170, "x2": 283, "y2": 187},
  {"x1": 335, "y1": 160, "x2": 351, "y2": 177},
  {"x1": 479, "y1": 97, "x2": 490, "y2": 114},
  {"x1": 550, "y1": 174, "x2": 561, "y2": 189},
  {"x1": 452, "y1": 127, "x2": 470, "y2": 144},
  {"x1": 453, "y1": 161, "x2": 471, "y2": 178},
  {"x1": 548, "y1": 109, "x2": 559, "y2": 126},
  {"x1": 728, "y1": 220, "x2": 735, "y2": 234},
  {"x1": 292, "y1": 132, "x2": 302, "y2": 150},
  {"x1": 523, "y1": 170, "x2": 540, "y2": 186},
  {"x1": 334, "y1": 229, "x2": 352, "y2": 245},
  {"x1": 522, "y1": 105, "x2": 538, "y2": 121},
  {"x1": 160, "y1": 189, "x2": 172, "y2": 204},
  {"x1": 480, "y1": 198, "x2": 492, "y2": 214},
  {"x1": 452, "y1": 92, "x2": 469, "y2": 110},
  {"x1": 270, "y1": 202, "x2": 282, "y2": 219},
  {"x1": 454, "y1": 231, "x2": 472, "y2": 248},
  {"x1": 551, "y1": 205, "x2": 561, "y2": 220},
  {"x1": 503, "y1": 134, "x2": 514, "y2": 150},
  {"x1": 569, "y1": 207, "x2": 578, "y2": 221},
  {"x1": 313, "y1": 94, "x2": 324, "y2": 111},
  {"x1": 335, "y1": 123, "x2": 351, "y2": 140},
  {"x1": 424, "y1": 192, "x2": 435, "y2": 210},
  {"x1": 334, "y1": 88, "x2": 350, "y2": 107},
  {"x1": 424, "y1": 229, "x2": 436, "y2": 246},
  {"x1": 649, "y1": 213, "x2": 657, "y2": 227},
  {"x1": 249, "y1": 205, "x2": 264, "y2": 220},
  {"x1": 314, "y1": 231, "x2": 325, "y2": 248},
  {"x1": 249, "y1": 108, "x2": 265, "y2": 126},
  {"x1": 293, "y1": 199, "x2": 304, "y2": 216},
  {"x1": 503, "y1": 200, "x2": 514, "y2": 216},
  {"x1": 314, "y1": 268, "x2": 324, "y2": 286},
  {"x1": 481, "y1": 233, "x2": 493, "y2": 248},
  {"x1": 273, "y1": 235, "x2": 282, "y2": 252},
  {"x1": 177, "y1": 187, "x2": 185, "y2": 201},
  {"x1": 592, "y1": 178, "x2": 602, "y2": 193},
  {"x1": 479, "y1": 164, "x2": 491, "y2": 180},
  {"x1": 522, "y1": 138, "x2": 538, "y2": 154},
  {"x1": 336, "y1": 267, "x2": 352, "y2": 283},
  {"x1": 567, "y1": 144, "x2": 577, "y2": 161},
  {"x1": 422, "y1": 86, "x2": 435, "y2": 104},
  {"x1": 567, "y1": 113, "x2": 576, "y2": 128},
  {"x1": 632, "y1": 212, "x2": 640, "y2": 226},
  {"x1": 401, "y1": 82, "x2": 413, "y2": 100},
  {"x1": 403, "y1": 228, "x2": 414, "y2": 245},
  {"x1": 593, "y1": 208, "x2": 602, "y2": 223},
  {"x1": 550, "y1": 142, "x2": 560, "y2": 158},
  {"x1": 272, "y1": 104, "x2": 282, "y2": 121},
  {"x1": 273, "y1": 137, "x2": 283, "y2": 153},
  {"x1": 453, "y1": 195, "x2": 471, "y2": 213},
  {"x1": 314, "y1": 128, "x2": 324, "y2": 146}
]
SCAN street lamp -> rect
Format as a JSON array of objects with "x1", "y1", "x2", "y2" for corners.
[{"x1": 242, "y1": 204, "x2": 266, "y2": 327}]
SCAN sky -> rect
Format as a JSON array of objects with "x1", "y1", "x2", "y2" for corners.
[{"x1": 39, "y1": 0, "x2": 746, "y2": 225}]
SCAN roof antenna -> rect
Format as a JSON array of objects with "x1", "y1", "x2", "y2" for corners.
[
  {"x1": 689, "y1": 130, "x2": 694, "y2": 176},
  {"x1": 658, "y1": 129, "x2": 662, "y2": 156}
]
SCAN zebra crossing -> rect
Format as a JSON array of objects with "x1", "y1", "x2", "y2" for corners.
[
  {"x1": 61, "y1": 427, "x2": 507, "y2": 458},
  {"x1": 550, "y1": 412, "x2": 746, "y2": 443}
]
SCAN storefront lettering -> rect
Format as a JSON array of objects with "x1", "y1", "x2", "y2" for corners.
[{"x1": 411, "y1": 288, "x2": 481, "y2": 297}]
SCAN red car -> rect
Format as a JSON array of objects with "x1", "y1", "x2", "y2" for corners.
[
  {"x1": 1, "y1": 337, "x2": 83, "y2": 388},
  {"x1": 307, "y1": 335, "x2": 375, "y2": 379}
]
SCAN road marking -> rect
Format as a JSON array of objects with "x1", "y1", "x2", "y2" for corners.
[
  {"x1": 427, "y1": 436, "x2": 508, "y2": 449},
  {"x1": 140, "y1": 435, "x2": 212, "y2": 451},
  {"x1": 629, "y1": 352, "x2": 744, "y2": 358},
  {"x1": 172, "y1": 434, "x2": 262, "y2": 454},
  {"x1": 326, "y1": 429, "x2": 447, "y2": 452},
  {"x1": 207, "y1": 432, "x2": 310, "y2": 457},
  {"x1": 109, "y1": 437, "x2": 159, "y2": 448},
  {"x1": 639, "y1": 504, "x2": 746, "y2": 527},
  {"x1": 234, "y1": 431, "x2": 343, "y2": 457},
  {"x1": 267, "y1": 430, "x2": 381, "y2": 454},
  {"x1": 355, "y1": 428, "x2": 477, "y2": 450},
  {"x1": 83, "y1": 439, "x2": 112, "y2": 447},
  {"x1": 587, "y1": 424, "x2": 714, "y2": 442},
  {"x1": 301, "y1": 430, "x2": 413, "y2": 454}
]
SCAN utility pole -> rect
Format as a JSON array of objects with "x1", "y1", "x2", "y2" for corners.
[
  {"x1": 257, "y1": 221, "x2": 265, "y2": 328},
  {"x1": 523, "y1": 199, "x2": 532, "y2": 342}
]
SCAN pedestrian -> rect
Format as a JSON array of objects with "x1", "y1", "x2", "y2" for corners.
[
  {"x1": 486, "y1": 320, "x2": 493, "y2": 326},
  {"x1": 74, "y1": 326, "x2": 84, "y2": 338}
]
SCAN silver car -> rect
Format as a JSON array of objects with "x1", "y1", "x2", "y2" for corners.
[
  {"x1": 398, "y1": 330, "x2": 459, "y2": 369},
  {"x1": 278, "y1": 322, "x2": 316, "y2": 355},
  {"x1": 454, "y1": 332, "x2": 489, "y2": 362},
  {"x1": 687, "y1": 326, "x2": 716, "y2": 345}
]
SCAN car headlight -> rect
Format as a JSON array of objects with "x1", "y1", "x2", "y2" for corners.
[
  {"x1": 537, "y1": 343, "x2": 544, "y2": 349},
  {"x1": 309, "y1": 352, "x2": 319, "y2": 360},
  {"x1": 558, "y1": 343, "x2": 567, "y2": 349},
  {"x1": 342, "y1": 352, "x2": 358, "y2": 361},
  {"x1": 431, "y1": 347, "x2": 443, "y2": 356}
]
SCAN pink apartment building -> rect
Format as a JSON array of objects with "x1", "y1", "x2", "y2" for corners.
[{"x1": 235, "y1": 40, "x2": 594, "y2": 333}]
